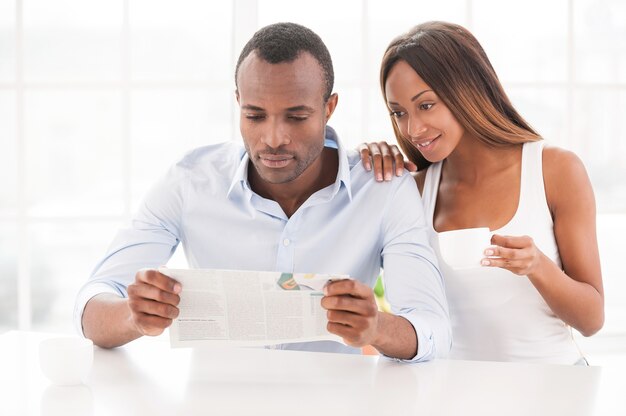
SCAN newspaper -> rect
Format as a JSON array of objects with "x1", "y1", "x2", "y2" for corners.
[{"x1": 159, "y1": 267, "x2": 350, "y2": 347}]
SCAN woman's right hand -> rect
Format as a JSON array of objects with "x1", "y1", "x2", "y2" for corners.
[{"x1": 357, "y1": 141, "x2": 417, "y2": 182}]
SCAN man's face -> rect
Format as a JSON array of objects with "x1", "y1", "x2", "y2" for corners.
[{"x1": 236, "y1": 51, "x2": 336, "y2": 185}]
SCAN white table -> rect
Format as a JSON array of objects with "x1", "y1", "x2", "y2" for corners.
[{"x1": 0, "y1": 331, "x2": 623, "y2": 415}]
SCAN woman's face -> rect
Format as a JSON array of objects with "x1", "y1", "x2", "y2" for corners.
[{"x1": 384, "y1": 59, "x2": 465, "y2": 162}]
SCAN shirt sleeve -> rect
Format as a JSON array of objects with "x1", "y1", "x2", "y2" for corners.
[
  {"x1": 73, "y1": 164, "x2": 187, "y2": 336},
  {"x1": 380, "y1": 173, "x2": 451, "y2": 362}
]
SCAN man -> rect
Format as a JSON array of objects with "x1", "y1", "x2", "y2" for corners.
[{"x1": 75, "y1": 22, "x2": 450, "y2": 362}]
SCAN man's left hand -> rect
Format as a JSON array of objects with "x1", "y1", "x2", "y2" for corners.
[{"x1": 321, "y1": 279, "x2": 379, "y2": 347}]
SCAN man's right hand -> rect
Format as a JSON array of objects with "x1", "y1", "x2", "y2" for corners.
[{"x1": 127, "y1": 269, "x2": 182, "y2": 336}]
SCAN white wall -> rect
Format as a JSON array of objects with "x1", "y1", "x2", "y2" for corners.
[{"x1": 0, "y1": 1, "x2": 624, "y2": 345}]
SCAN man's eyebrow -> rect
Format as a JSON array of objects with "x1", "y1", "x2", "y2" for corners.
[
  {"x1": 387, "y1": 89, "x2": 433, "y2": 106},
  {"x1": 241, "y1": 104, "x2": 315, "y2": 112},
  {"x1": 241, "y1": 104, "x2": 264, "y2": 111},
  {"x1": 286, "y1": 105, "x2": 315, "y2": 113},
  {"x1": 286, "y1": 105, "x2": 315, "y2": 112}
]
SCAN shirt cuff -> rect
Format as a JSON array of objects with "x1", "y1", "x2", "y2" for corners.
[
  {"x1": 73, "y1": 282, "x2": 125, "y2": 337},
  {"x1": 381, "y1": 312, "x2": 436, "y2": 364}
]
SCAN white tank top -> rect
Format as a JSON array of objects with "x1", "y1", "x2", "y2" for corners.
[{"x1": 422, "y1": 141, "x2": 583, "y2": 364}]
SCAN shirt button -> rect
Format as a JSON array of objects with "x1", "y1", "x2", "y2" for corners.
[{"x1": 283, "y1": 239, "x2": 290, "y2": 246}]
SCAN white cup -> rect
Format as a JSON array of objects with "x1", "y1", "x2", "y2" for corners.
[
  {"x1": 39, "y1": 337, "x2": 94, "y2": 386},
  {"x1": 437, "y1": 227, "x2": 492, "y2": 270}
]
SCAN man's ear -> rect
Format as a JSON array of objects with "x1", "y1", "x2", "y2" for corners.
[{"x1": 325, "y1": 93, "x2": 338, "y2": 122}]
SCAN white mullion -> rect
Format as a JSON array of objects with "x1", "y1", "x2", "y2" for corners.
[
  {"x1": 231, "y1": 0, "x2": 258, "y2": 70},
  {"x1": 505, "y1": 82, "x2": 626, "y2": 90},
  {"x1": 231, "y1": 0, "x2": 258, "y2": 141},
  {"x1": 3, "y1": 215, "x2": 128, "y2": 223},
  {"x1": 16, "y1": 0, "x2": 31, "y2": 331},
  {"x1": 566, "y1": 0, "x2": 575, "y2": 151},
  {"x1": 360, "y1": 0, "x2": 369, "y2": 140},
  {"x1": 2, "y1": 81, "x2": 625, "y2": 92},
  {"x1": 0, "y1": 80, "x2": 232, "y2": 90},
  {"x1": 122, "y1": 0, "x2": 131, "y2": 219}
]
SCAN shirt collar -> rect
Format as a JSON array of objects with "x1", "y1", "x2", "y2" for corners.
[
  {"x1": 227, "y1": 149, "x2": 252, "y2": 197},
  {"x1": 326, "y1": 125, "x2": 353, "y2": 201},
  {"x1": 227, "y1": 125, "x2": 352, "y2": 201}
]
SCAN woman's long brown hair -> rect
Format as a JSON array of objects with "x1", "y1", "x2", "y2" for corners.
[{"x1": 380, "y1": 21, "x2": 541, "y2": 170}]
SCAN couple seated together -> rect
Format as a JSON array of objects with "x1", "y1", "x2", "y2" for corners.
[{"x1": 75, "y1": 21, "x2": 603, "y2": 366}]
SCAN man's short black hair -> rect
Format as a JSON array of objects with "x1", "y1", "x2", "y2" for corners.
[{"x1": 235, "y1": 22, "x2": 334, "y2": 102}]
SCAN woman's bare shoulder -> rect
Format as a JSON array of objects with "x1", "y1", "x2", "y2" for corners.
[
  {"x1": 542, "y1": 144, "x2": 593, "y2": 211},
  {"x1": 542, "y1": 145, "x2": 588, "y2": 182}
]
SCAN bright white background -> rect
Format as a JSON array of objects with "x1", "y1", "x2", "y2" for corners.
[{"x1": 0, "y1": 0, "x2": 624, "y2": 362}]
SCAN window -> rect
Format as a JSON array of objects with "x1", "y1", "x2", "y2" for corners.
[{"x1": 1, "y1": 1, "x2": 624, "y2": 351}]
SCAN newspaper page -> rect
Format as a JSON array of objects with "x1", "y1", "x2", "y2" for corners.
[{"x1": 159, "y1": 267, "x2": 350, "y2": 347}]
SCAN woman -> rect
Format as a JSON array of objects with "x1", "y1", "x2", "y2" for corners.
[{"x1": 361, "y1": 21, "x2": 604, "y2": 364}]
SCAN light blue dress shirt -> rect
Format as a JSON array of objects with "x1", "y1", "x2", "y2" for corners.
[{"x1": 74, "y1": 127, "x2": 451, "y2": 362}]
